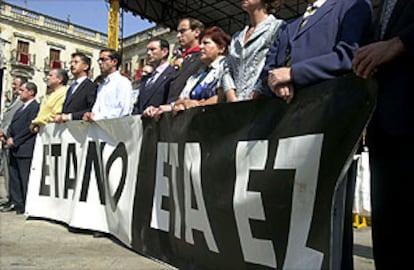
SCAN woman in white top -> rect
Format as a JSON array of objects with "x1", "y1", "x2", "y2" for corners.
[
  {"x1": 143, "y1": 26, "x2": 231, "y2": 118},
  {"x1": 222, "y1": 0, "x2": 285, "y2": 102}
]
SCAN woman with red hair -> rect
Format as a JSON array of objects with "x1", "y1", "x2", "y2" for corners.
[{"x1": 143, "y1": 26, "x2": 231, "y2": 118}]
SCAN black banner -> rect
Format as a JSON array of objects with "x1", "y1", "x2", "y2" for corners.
[{"x1": 131, "y1": 74, "x2": 377, "y2": 270}]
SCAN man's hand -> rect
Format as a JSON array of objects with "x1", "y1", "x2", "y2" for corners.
[
  {"x1": 30, "y1": 123, "x2": 39, "y2": 134},
  {"x1": 54, "y1": 113, "x2": 69, "y2": 123},
  {"x1": 82, "y1": 112, "x2": 95, "y2": 122},
  {"x1": 353, "y1": 37, "x2": 405, "y2": 79},
  {"x1": 6, "y1": 137, "x2": 14, "y2": 148}
]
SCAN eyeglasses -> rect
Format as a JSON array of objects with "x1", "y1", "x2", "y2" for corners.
[
  {"x1": 177, "y1": 28, "x2": 191, "y2": 34},
  {"x1": 97, "y1": 57, "x2": 111, "y2": 63}
]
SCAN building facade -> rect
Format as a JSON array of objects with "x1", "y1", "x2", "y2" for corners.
[{"x1": 0, "y1": 1, "x2": 177, "y2": 109}]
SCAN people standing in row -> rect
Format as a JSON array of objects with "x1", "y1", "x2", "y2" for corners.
[
  {"x1": 143, "y1": 26, "x2": 231, "y2": 118},
  {"x1": 1, "y1": 81, "x2": 39, "y2": 214},
  {"x1": 353, "y1": 1, "x2": 414, "y2": 269},
  {"x1": 0, "y1": 76, "x2": 26, "y2": 207},
  {"x1": 132, "y1": 38, "x2": 176, "y2": 115},
  {"x1": 30, "y1": 68, "x2": 68, "y2": 133},
  {"x1": 166, "y1": 18, "x2": 205, "y2": 103},
  {"x1": 222, "y1": 0, "x2": 285, "y2": 102},
  {"x1": 82, "y1": 48, "x2": 133, "y2": 121},
  {"x1": 54, "y1": 52, "x2": 97, "y2": 123}
]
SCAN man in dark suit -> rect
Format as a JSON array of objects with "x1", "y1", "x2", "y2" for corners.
[
  {"x1": 133, "y1": 38, "x2": 176, "y2": 115},
  {"x1": 353, "y1": 1, "x2": 414, "y2": 269},
  {"x1": 261, "y1": 1, "x2": 372, "y2": 269},
  {"x1": 54, "y1": 52, "x2": 97, "y2": 123},
  {"x1": 166, "y1": 17, "x2": 205, "y2": 103},
  {"x1": 261, "y1": 0, "x2": 372, "y2": 103},
  {"x1": 1, "y1": 81, "x2": 39, "y2": 214}
]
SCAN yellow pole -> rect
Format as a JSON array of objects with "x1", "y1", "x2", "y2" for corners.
[{"x1": 107, "y1": 0, "x2": 119, "y2": 49}]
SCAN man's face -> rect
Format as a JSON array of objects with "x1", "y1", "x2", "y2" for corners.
[
  {"x1": 47, "y1": 69, "x2": 61, "y2": 90},
  {"x1": 98, "y1": 51, "x2": 117, "y2": 75},
  {"x1": 70, "y1": 56, "x2": 89, "y2": 78},
  {"x1": 19, "y1": 83, "x2": 32, "y2": 102},
  {"x1": 146, "y1": 41, "x2": 167, "y2": 66},
  {"x1": 176, "y1": 19, "x2": 199, "y2": 50},
  {"x1": 12, "y1": 78, "x2": 22, "y2": 96}
]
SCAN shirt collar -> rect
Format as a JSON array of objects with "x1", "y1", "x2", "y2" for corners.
[{"x1": 182, "y1": 45, "x2": 200, "y2": 58}]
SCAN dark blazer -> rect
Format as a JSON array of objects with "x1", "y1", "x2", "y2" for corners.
[
  {"x1": 370, "y1": 0, "x2": 414, "y2": 135},
  {"x1": 166, "y1": 51, "x2": 205, "y2": 103},
  {"x1": 262, "y1": 0, "x2": 372, "y2": 91},
  {"x1": 62, "y1": 78, "x2": 97, "y2": 120},
  {"x1": 6, "y1": 100, "x2": 40, "y2": 158},
  {"x1": 133, "y1": 64, "x2": 176, "y2": 115}
]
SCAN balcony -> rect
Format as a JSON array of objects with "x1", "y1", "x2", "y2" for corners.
[
  {"x1": 10, "y1": 49, "x2": 36, "y2": 69},
  {"x1": 43, "y1": 57, "x2": 65, "y2": 72}
]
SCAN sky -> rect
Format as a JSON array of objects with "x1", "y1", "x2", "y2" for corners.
[{"x1": 5, "y1": 0, "x2": 155, "y2": 37}]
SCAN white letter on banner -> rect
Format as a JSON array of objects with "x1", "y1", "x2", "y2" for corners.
[
  {"x1": 150, "y1": 142, "x2": 170, "y2": 232},
  {"x1": 276, "y1": 134, "x2": 324, "y2": 269},
  {"x1": 234, "y1": 140, "x2": 276, "y2": 268},
  {"x1": 169, "y1": 143, "x2": 181, "y2": 239},
  {"x1": 184, "y1": 143, "x2": 219, "y2": 253}
]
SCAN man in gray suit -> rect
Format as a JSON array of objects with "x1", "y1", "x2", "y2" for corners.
[{"x1": 0, "y1": 76, "x2": 27, "y2": 205}]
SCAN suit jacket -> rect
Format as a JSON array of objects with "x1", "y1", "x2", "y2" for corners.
[
  {"x1": 166, "y1": 51, "x2": 205, "y2": 103},
  {"x1": 1, "y1": 97, "x2": 23, "y2": 133},
  {"x1": 369, "y1": 0, "x2": 414, "y2": 135},
  {"x1": 62, "y1": 78, "x2": 97, "y2": 120},
  {"x1": 133, "y1": 65, "x2": 176, "y2": 114},
  {"x1": 6, "y1": 100, "x2": 40, "y2": 158},
  {"x1": 262, "y1": 0, "x2": 372, "y2": 91}
]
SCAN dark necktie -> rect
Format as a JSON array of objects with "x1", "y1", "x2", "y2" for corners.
[
  {"x1": 145, "y1": 70, "x2": 158, "y2": 87},
  {"x1": 63, "y1": 81, "x2": 78, "y2": 110},
  {"x1": 380, "y1": 0, "x2": 397, "y2": 39}
]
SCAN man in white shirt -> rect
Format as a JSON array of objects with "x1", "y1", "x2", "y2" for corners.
[{"x1": 82, "y1": 49, "x2": 133, "y2": 121}]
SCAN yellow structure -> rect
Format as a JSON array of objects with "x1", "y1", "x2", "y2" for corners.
[{"x1": 107, "y1": 0, "x2": 120, "y2": 49}]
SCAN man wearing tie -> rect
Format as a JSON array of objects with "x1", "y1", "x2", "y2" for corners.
[
  {"x1": 133, "y1": 38, "x2": 176, "y2": 115},
  {"x1": 1, "y1": 81, "x2": 39, "y2": 214},
  {"x1": 353, "y1": 1, "x2": 414, "y2": 269},
  {"x1": 261, "y1": 0, "x2": 372, "y2": 103},
  {"x1": 260, "y1": 0, "x2": 372, "y2": 269},
  {"x1": 54, "y1": 52, "x2": 97, "y2": 123}
]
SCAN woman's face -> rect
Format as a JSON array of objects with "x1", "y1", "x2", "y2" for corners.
[
  {"x1": 199, "y1": 36, "x2": 223, "y2": 65},
  {"x1": 241, "y1": 0, "x2": 265, "y2": 12}
]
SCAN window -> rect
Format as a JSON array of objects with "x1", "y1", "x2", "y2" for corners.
[
  {"x1": 17, "y1": 40, "x2": 29, "y2": 65},
  {"x1": 49, "y1": 48, "x2": 61, "y2": 68}
]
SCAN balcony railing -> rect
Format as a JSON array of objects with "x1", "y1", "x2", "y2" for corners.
[
  {"x1": 10, "y1": 49, "x2": 36, "y2": 68},
  {"x1": 43, "y1": 57, "x2": 65, "y2": 71}
]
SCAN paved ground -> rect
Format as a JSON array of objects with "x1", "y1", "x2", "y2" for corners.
[{"x1": 0, "y1": 176, "x2": 374, "y2": 270}]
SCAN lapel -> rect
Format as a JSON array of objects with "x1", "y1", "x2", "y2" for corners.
[
  {"x1": 294, "y1": 0, "x2": 336, "y2": 39},
  {"x1": 384, "y1": 0, "x2": 405, "y2": 36},
  {"x1": 140, "y1": 66, "x2": 173, "y2": 107},
  {"x1": 66, "y1": 79, "x2": 86, "y2": 108}
]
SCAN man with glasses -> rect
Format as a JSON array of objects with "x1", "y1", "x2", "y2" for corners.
[
  {"x1": 166, "y1": 17, "x2": 206, "y2": 103},
  {"x1": 54, "y1": 52, "x2": 97, "y2": 123},
  {"x1": 82, "y1": 48, "x2": 133, "y2": 121}
]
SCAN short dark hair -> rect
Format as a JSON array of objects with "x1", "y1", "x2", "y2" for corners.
[
  {"x1": 71, "y1": 52, "x2": 91, "y2": 72},
  {"x1": 148, "y1": 38, "x2": 170, "y2": 60},
  {"x1": 24, "y1": 81, "x2": 37, "y2": 96},
  {"x1": 179, "y1": 17, "x2": 205, "y2": 40},
  {"x1": 54, "y1": 68, "x2": 69, "y2": 86},
  {"x1": 99, "y1": 48, "x2": 122, "y2": 69}
]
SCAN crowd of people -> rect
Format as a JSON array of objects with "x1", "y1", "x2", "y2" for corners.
[{"x1": 0, "y1": 0, "x2": 412, "y2": 269}]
